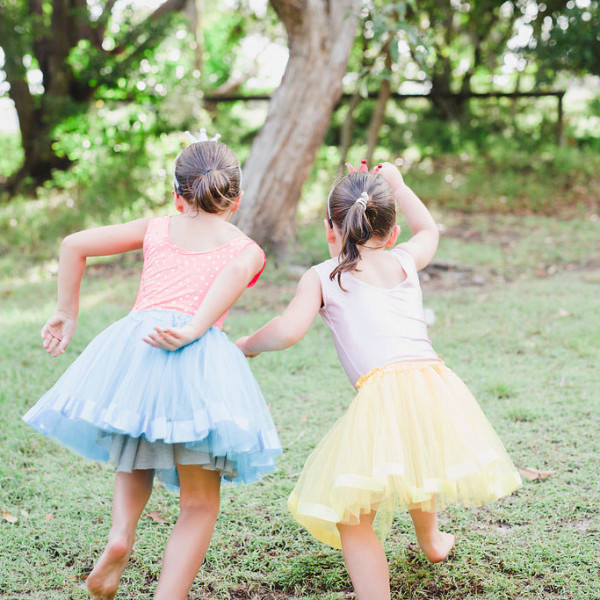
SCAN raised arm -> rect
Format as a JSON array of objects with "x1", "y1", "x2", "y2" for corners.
[
  {"x1": 379, "y1": 162, "x2": 439, "y2": 270},
  {"x1": 143, "y1": 243, "x2": 266, "y2": 351},
  {"x1": 41, "y1": 218, "x2": 151, "y2": 357},
  {"x1": 236, "y1": 269, "x2": 323, "y2": 357}
]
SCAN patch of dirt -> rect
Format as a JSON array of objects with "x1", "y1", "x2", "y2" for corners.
[
  {"x1": 569, "y1": 518, "x2": 596, "y2": 532},
  {"x1": 420, "y1": 259, "x2": 497, "y2": 292},
  {"x1": 471, "y1": 520, "x2": 515, "y2": 536}
]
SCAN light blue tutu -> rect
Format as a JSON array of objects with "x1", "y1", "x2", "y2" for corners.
[{"x1": 23, "y1": 309, "x2": 281, "y2": 486}]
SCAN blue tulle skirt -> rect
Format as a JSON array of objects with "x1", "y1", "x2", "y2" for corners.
[{"x1": 23, "y1": 309, "x2": 281, "y2": 487}]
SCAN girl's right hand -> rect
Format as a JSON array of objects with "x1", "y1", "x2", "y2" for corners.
[
  {"x1": 41, "y1": 312, "x2": 77, "y2": 357},
  {"x1": 235, "y1": 336, "x2": 260, "y2": 358}
]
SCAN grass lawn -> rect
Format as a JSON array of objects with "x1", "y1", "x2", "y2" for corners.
[{"x1": 1, "y1": 211, "x2": 599, "y2": 599}]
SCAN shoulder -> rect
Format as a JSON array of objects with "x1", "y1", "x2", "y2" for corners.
[
  {"x1": 230, "y1": 237, "x2": 266, "y2": 287},
  {"x1": 220, "y1": 224, "x2": 265, "y2": 256},
  {"x1": 309, "y1": 259, "x2": 338, "y2": 306},
  {"x1": 235, "y1": 238, "x2": 265, "y2": 261},
  {"x1": 145, "y1": 215, "x2": 169, "y2": 234},
  {"x1": 220, "y1": 222, "x2": 252, "y2": 243},
  {"x1": 390, "y1": 245, "x2": 418, "y2": 272},
  {"x1": 117, "y1": 216, "x2": 153, "y2": 239},
  {"x1": 310, "y1": 257, "x2": 338, "y2": 280}
]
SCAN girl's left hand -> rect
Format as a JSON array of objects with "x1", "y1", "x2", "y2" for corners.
[
  {"x1": 143, "y1": 325, "x2": 197, "y2": 351},
  {"x1": 41, "y1": 312, "x2": 77, "y2": 357}
]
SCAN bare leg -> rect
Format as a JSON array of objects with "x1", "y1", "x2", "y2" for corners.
[
  {"x1": 86, "y1": 469, "x2": 154, "y2": 600},
  {"x1": 408, "y1": 507, "x2": 455, "y2": 563},
  {"x1": 154, "y1": 465, "x2": 221, "y2": 600},
  {"x1": 337, "y1": 511, "x2": 391, "y2": 600}
]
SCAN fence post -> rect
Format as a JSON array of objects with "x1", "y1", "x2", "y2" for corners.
[{"x1": 557, "y1": 93, "x2": 564, "y2": 146}]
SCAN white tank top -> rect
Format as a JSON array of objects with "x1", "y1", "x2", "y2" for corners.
[{"x1": 312, "y1": 247, "x2": 439, "y2": 387}]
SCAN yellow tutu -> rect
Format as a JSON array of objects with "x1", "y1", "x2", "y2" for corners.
[{"x1": 287, "y1": 361, "x2": 522, "y2": 549}]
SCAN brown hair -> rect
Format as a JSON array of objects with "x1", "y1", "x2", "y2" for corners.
[
  {"x1": 328, "y1": 172, "x2": 396, "y2": 289},
  {"x1": 174, "y1": 141, "x2": 241, "y2": 214}
]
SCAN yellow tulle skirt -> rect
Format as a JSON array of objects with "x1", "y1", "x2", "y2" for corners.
[{"x1": 287, "y1": 361, "x2": 522, "y2": 549}]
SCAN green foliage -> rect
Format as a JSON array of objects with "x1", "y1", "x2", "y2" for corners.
[
  {"x1": 535, "y1": 2, "x2": 600, "y2": 78},
  {"x1": 0, "y1": 125, "x2": 178, "y2": 271},
  {"x1": 404, "y1": 144, "x2": 600, "y2": 215},
  {"x1": 0, "y1": 133, "x2": 23, "y2": 177}
]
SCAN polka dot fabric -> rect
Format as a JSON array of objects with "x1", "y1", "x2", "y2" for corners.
[{"x1": 132, "y1": 216, "x2": 265, "y2": 328}]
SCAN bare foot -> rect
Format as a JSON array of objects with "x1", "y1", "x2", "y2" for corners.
[
  {"x1": 416, "y1": 531, "x2": 455, "y2": 563},
  {"x1": 86, "y1": 533, "x2": 132, "y2": 599}
]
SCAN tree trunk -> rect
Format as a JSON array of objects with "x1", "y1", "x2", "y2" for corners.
[
  {"x1": 365, "y1": 40, "x2": 392, "y2": 165},
  {"x1": 234, "y1": 0, "x2": 361, "y2": 255},
  {"x1": 338, "y1": 19, "x2": 370, "y2": 172},
  {"x1": 338, "y1": 92, "x2": 362, "y2": 172},
  {"x1": 429, "y1": 65, "x2": 470, "y2": 122}
]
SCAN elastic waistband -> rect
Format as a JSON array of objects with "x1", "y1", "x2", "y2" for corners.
[{"x1": 355, "y1": 360, "x2": 445, "y2": 390}]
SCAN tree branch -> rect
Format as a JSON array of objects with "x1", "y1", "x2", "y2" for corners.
[
  {"x1": 270, "y1": 0, "x2": 307, "y2": 36},
  {"x1": 109, "y1": 0, "x2": 188, "y2": 55}
]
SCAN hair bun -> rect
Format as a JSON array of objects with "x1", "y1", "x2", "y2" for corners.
[{"x1": 174, "y1": 142, "x2": 241, "y2": 214}]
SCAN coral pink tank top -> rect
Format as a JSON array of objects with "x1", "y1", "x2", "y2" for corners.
[
  {"x1": 132, "y1": 216, "x2": 265, "y2": 329},
  {"x1": 311, "y1": 247, "x2": 439, "y2": 387}
]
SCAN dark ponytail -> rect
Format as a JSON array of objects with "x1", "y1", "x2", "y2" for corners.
[
  {"x1": 328, "y1": 172, "x2": 396, "y2": 290},
  {"x1": 174, "y1": 141, "x2": 241, "y2": 214}
]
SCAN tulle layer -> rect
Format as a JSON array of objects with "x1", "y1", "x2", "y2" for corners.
[
  {"x1": 287, "y1": 361, "x2": 522, "y2": 549},
  {"x1": 23, "y1": 309, "x2": 281, "y2": 486}
]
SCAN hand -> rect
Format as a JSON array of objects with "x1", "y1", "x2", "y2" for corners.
[
  {"x1": 378, "y1": 162, "x2": 406, "y2": 193},
  {"x1": 41, "y1": 312, "x2": 77, "y2": 357},
  {"x1": 235, "y1": 336, "x2": 260, "y2": 358},
  {"x1": 142, "y1": 324, "x2": 198, "y2": 351}
]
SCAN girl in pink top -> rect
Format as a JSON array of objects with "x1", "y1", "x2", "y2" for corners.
[
  {"x1": 23, "y1": 134, "x2": 281, "y2": 600},
  {"x1": 237, "y1": 161, "x2": 521, "y2": 600}
]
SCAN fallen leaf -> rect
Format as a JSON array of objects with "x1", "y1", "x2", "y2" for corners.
[
  {"x1": 1, "y1": 511, "x2": 18, "y2": 523},
  {"x1": 44, "y1": 513, "x2": 54, "y2": 521},
  {"x1": 518, "y1": 466, "x2": 555, "y2": 481},
  {"x1": 147, "y1": 510, "x2": 169, "y2": 524}
]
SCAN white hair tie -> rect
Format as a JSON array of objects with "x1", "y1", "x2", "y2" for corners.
[{"x1": 355, "y1": 191, "x2": 369, "y2": 208}]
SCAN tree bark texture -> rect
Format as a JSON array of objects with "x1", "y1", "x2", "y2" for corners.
[
  {"x1": 338, "y1": 92, "x2": 362, "y2": 172},
  {"x1": 234, "y1": 0, "x2": 361, "y2": 255},
  {"x1": 365, "y1": 40, "x2": 392, "y2": 165}
]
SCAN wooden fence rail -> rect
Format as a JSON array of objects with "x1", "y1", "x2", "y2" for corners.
[{"x1": 204, "y1": 90, "x2": 566, "y2": 145}]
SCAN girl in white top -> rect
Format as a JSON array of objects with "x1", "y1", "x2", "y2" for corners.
[{"x1": 236, "y1": 161, "x2": 521, "y2": 599}]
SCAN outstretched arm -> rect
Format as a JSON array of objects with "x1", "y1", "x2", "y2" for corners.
[
  {"x1": 42, "y1": 218, "x2": 151, "y2": 357},
  {"x1": 143, "y1": 244, "x2": 265, "y2": 351},
  {"x1": 379, "y1": 162, "x2": 439, "y2": 270},
  {"x1": 236, "y1": 269, "x2": 323, "y2": 357}
]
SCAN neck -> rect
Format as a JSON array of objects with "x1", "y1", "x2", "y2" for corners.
[
  {"x1": 181, "y1": 207, "x2": 232, "y2": 222},
  {"x1": 358, "y1": 242, "x2": 386, "y2": 253}
]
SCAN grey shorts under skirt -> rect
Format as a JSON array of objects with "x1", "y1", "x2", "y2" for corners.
[{"x1": 99, "y1": 433, "x2": 238, "y2": 483}]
